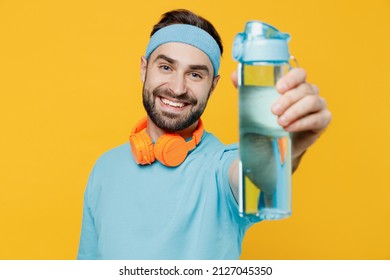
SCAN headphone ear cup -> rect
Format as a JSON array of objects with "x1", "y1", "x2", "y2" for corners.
[
  {"x1": 129, "y1": 130, "x2": 155, "y2": 165},
  {"x1": 154, "y1": 134, "x2": 189, "y2": 167}
]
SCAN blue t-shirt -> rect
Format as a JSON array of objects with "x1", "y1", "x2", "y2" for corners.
[{"x1": 77, "y1": 131, "x2": 259, "y2": 260}]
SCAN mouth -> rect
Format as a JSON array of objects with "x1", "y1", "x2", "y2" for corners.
[{"x1": 159, "y1": 96, "x2": 191, "y2": 109}]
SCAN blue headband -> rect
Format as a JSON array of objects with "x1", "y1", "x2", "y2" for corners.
[{"x1": 145, "y1": 24, "x2": 221, "y2": 76}]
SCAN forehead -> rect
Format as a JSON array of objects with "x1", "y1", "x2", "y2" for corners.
[{"x1": 149, "y1": 42, "x2": 213, "y2": 68}]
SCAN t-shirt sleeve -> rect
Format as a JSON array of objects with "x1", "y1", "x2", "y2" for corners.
[
  {"x1": 217, "y1": 144, "x2": 262, "y2": 226},
  {"x1": 77, "y1": 167, "x2": 99, "y2": 260}
]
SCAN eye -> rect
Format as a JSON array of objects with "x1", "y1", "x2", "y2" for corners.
[
  {"x1": 190, "y1": 72, "x2": 202, "y2": 80},
  {"x1": 159, "y1": 64, "x2": 172, "y2": 72}
]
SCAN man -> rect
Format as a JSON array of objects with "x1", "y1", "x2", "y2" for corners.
[{"x1": 77, "y1": 9, "x2": 331, "y2": 260}]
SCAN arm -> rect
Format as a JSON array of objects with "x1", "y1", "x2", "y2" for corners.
[{"x1": 228, "y1": 159, "x2": 239, "y2": 201}]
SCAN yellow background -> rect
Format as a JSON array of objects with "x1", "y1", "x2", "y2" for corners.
[{"x1": 0, "y1": 0, "x2": 389, "y2": 259}]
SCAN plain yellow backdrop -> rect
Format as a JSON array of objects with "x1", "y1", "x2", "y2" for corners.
[{"x1": 0, "y1": 0, "x2": 389, "y2": 259}]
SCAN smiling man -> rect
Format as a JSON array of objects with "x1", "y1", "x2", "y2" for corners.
[{"x1": 77, "y1": 9, "x2": 331, "y2": 260}]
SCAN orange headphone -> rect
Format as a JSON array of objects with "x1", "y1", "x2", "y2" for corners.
[{"x1": 129, "y1": 117, "x2": 204, "y2": 167}]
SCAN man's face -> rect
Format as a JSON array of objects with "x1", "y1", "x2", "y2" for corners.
[{"x1": 141, "y1": 42, "x2": 219, "y2": 132}]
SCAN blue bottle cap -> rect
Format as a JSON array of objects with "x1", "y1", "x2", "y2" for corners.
[{"x1": 233, "y1": 21, "x2": 290, "y2": 63}]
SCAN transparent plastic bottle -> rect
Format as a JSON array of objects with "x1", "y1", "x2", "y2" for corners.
[{"x1": 233, "y1": 21, "x2": 292, "y2": 220}]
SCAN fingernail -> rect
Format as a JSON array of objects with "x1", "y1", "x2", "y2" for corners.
[
  {"x1": 272, "y1": 103, "x2": 283, "y2": 114},
  {"x1": 280, "y1": 115, "x2": 287, "y2": 125},
  {"x1": 277, "y1": 82, "x2": 287, "y2": 92}
]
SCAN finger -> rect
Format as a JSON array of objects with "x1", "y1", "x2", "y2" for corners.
[
  {"x1": 272, "y1": 82, "x2": 318, "y2": 115},
  {"x1": 276, "y1": 68, "x2": 307, "y2": 93},
  {"x1": 283, "y1": 108, "x2": 332, "y2": 133},
  {"x1": 231, "y1": 71, "x2": 238, "y2": 88},
  {"x1": 278, "y1": 95, "x2": 327, "y2": 127}
]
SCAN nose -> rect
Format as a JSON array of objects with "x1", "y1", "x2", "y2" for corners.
[{"x1": 168, "y1": 74, "x2": 187, "y2": 96}]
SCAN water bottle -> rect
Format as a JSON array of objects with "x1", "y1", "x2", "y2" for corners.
[{"x1": 233, "y1": 21, "x2": 292, "y2": 220}]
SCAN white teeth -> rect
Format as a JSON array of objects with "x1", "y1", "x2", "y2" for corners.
[{"x1": 161, "y1": 98, "x2": 185, "y2": 108}]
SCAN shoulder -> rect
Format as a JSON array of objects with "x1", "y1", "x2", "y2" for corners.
[
  {"x1": 84, "y1": 142, "x2": 133, "y2": 200},
  {"x1": 88, "y1": 142, "x2": 133, "y2": 179},
  {"x1": 198, "y1": 131, "x2": 238, "y2": 158},
  {"x1": 202, "y1": 133, "x2": 238, "y2": 171},
  {"x1": 95, "y1": 142, "x2": 131, "y2": 165}
]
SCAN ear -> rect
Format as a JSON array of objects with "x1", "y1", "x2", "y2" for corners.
[
  {"x1": 209, "y1": 75, "x2": 220, "y2": 97},
  {"x1": 140, "y1": 56, "x2": 147, "y2": 82}
]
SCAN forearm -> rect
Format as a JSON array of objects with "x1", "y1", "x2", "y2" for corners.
[{"x1": 292, "y1": 150, "x2": 306, "y2": 173}]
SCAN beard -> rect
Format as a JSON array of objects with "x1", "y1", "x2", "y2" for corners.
[{"x1": 142, "y1": 85, "x2": 210, "y2": 132}]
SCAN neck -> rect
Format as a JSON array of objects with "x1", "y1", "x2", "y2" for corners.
[{"x1": 145, "y1": 117, "x2": 198, "y2": 141}]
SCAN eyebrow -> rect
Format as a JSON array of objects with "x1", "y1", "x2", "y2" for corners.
[
  {"x1": 189, "y1": 65, "x2": 210, "y2": 74},
  {"x1": 154, "y1": 54, "x2": 210, "y2": 75},
  {"x1": 154, "y1": 54, "x2": 176, "y2": 65}
]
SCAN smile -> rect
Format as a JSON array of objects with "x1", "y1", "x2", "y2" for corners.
[{"x1": 160, "y1": 97, "x2": 187, "y2": 108}]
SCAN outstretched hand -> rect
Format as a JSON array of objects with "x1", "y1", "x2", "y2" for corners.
[{"x1": 231, "y1": 68, "x2": 332, "y2": 166}]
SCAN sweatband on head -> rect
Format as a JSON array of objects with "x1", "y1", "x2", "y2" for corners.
[{"x1": 145, "y1": 24, "x2": 221, "y2": 76}]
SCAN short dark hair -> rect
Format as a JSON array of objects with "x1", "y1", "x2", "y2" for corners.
[{"x1": 151, "y1": 9, "x2": 223, "y2": 56}]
